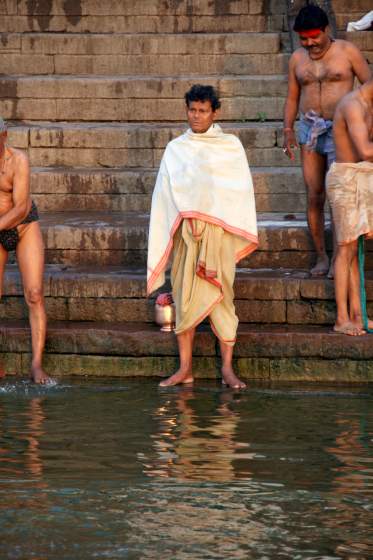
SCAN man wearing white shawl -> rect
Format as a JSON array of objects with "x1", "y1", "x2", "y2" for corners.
[{"x1": 147, "y1": 85, "x2": 258, "y2": 388}]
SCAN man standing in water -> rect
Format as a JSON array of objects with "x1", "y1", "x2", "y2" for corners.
[
  {"x1": 0, "y1": 119, "x2": 50, "y2": 383},
  {"x1": 326, "y1": 78, "x2": 373, "y2": 336},
  {"x1": 147, "y1": 85, "x2": 258, "y2": 388},
  {"x1": 283, "y1": 4, "x2": 371, "y2": 277}
]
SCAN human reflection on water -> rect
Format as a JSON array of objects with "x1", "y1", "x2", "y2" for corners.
[
  {"x1": 142, "y1": 387, "x2": 254, "y2": 482},
  {"x1": 0, "y1": 396, "x2": 48, "y2": 513},
  {"x1": 325, "y1": 414, "x2": 373, "y2": 558}
]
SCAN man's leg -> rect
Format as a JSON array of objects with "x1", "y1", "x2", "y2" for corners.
[
  {"x1": 159, "y1": 328, "x2": 195, "y2": 387},
  {"x1": 333, "y1": 241, "x2": 364, "y2": 335},
  {"x1": 348, "y1": 242, "x2": 373, "y2": 331},
  {"x1": 219, "y1": 340, "x2": 246, "y2": 389},
  {"x1": 16, "y1": 222, "x2": 50, "y2": 383},
  {"x1": 0, "y1": 245, "x2": 8, "y2": 377},
  {"x1": 301, "y1": 146, "x2": 329, "y2": 276}
]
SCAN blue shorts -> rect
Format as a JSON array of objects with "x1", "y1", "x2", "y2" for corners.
[{"x1": 298, "y1": 118, "x2": 336, "y2": 169}]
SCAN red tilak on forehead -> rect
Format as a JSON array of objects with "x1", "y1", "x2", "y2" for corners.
[{"x1": 297, "y1": 28, "x2": 322, "y2": 38}]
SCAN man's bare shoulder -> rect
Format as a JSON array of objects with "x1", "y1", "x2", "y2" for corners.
[
  {"x1": 338, "y1": 90, "x2": 363, "y2": 118},
  {"x1": 9, "y1": 147, "x2": 29, "y2": 165},
  {"x1": 289, "y1": 48, "x2": 306, "y2": 64},
  {"x1": 335, "y1": 38, "x2": 366, "y2": 58}
]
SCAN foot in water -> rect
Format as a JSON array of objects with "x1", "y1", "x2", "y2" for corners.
[
  {"x1": 333, "y1": 322, "x2": 365, "y2": 336},
  {"x1": 31, "y1": 366, "x2": 51, "y2": 384},
  {"x1": 310, "y1": 255, "x2": 329, "y2": 277},
  {"x1": 159, "y1": 368, "x2": 194, "y2": 387},
  {"x1": 221, "y1": 366, "x2": 246, "y2": 389}
]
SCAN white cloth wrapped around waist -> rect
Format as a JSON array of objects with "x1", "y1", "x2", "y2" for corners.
[{"x1": 326, "y1": 161, "x2": 373, "y2": 245}]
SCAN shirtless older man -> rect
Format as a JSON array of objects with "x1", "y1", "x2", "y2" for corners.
[
  {"x1": 283, "y1": 4, "x2": 371, "y2": 277},
  {"x1": 0, "y1": 119, "x2": 50, "y2": 383},
  {"x1": 326, "y1": 78, "x2": 373, "y2": 336}
]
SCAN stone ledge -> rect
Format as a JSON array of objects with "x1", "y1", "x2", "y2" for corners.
[{"x1": 2, "y1": 322, "x2": 373, "y2": 381}]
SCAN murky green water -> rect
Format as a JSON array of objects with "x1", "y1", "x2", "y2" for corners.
[{"x1": 0, "y1": 378, "x2": 372, "y2": 559}]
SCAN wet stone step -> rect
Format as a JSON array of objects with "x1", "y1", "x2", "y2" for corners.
[{"x1": 2, "y1": 321, "x2": 373, "y2": 382}]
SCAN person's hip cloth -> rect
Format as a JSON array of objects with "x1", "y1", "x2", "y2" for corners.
[
  {"x1": 0, "y1": 201, "x2": 39, "y2": 252},
  {"x1": 171, "y1": 218, "x2": 238, "y2": 346},
  {"x1": 326, "y1": 162, "x2": 373, "y2": 245},
  {"x1": 298, "y1": 110, "x2": 336, "y2": 169}
]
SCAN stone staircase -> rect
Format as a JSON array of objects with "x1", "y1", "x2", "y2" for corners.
[{"x1": 1, "y1": 0, "x2": 373, "y2": 381}]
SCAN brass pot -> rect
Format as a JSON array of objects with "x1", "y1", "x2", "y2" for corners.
[{"x1": 155, "y1": 302, "x2": 176, "y2": 332}]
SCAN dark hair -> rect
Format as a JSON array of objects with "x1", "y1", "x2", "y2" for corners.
[
  {"x1": 184, "y1": 84, "x2": 221, "y2": 111},
  {"x1": 293, "y1": 4, "x2": 329, "y2": 32}
]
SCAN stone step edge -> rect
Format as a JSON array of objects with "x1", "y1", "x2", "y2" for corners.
[
  {"x1": 4, "y1": 351, "x2": 373, "y2": 382},
  {"x1": 2, "y1": 320, "x2": 373, "y2": 360}
]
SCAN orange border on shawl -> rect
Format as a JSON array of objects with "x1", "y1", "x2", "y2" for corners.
[{"x1": 147, "y1": 211, "x2": 258, "y2": 295}]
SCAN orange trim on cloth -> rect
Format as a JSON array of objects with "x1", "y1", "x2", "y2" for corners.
[{"x1": 147, "y1": 211, "x2": 258, "y2": 295}]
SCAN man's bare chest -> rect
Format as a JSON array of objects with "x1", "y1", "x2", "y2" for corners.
[
  {"x1": 296, "y1": 59, "x2": 352, "y2": 86},
  {"x1": 0, "y1": 172, "x2": 14, "y2": 194}
]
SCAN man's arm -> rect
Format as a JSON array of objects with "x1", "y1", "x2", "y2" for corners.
[
  {"x1": 347, "y1": 42, "x2": 372, "y2": 84},
  {"x1": 0, "y1": 151, "x2": 31, "y2": 231},
  {"x1": 283, "y1": 53, "x2": 300, "y2": 160},
  {"x1": 344, "y1": 102, "x2": 373, "y2": 161}
]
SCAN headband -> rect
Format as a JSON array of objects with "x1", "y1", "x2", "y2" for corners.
[{"x1": 297, "y1": 28, "x2": 322, "y2": 38}]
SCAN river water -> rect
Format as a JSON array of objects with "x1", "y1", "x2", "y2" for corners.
[{"x1": 0, "y1": 378, "x2": 372, "y2": 559}]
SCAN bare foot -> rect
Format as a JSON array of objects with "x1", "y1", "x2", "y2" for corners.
[
  {"x1": 354, "y1": 318, "x2": 373, "y2": 332},
  {"x1": 310, "y1": 255, "x2": 329, "y2": 277},
  {"x1": 221, "y1": 366, "x2": 246, "y2": 389},
  {"x1": 159, "y1": 369, "x2": 194, "y2": 387},
  {"x1": 31, "y1": 365, "x2": 51, "y2": 384},
  {"x1": 327, "y1": 261, "x2": 335, "y2": 279},
  {"x1": 333, "y1": 322, "x2": 365, "y2": 336}
]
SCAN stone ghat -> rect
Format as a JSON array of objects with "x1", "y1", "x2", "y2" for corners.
[
  {"x1": 3, "y1": 266, "x2": 373, "y2": 326},
  {"x1": 29, "y1": 166, "x2": 306, "y2": 213},
  {"x1": 3, "y1": 322, "x2": 373, "y2": 382}
]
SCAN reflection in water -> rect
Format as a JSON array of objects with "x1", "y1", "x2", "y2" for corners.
[
  {"x1": 0, "y1": 380, "x2": 371, "y2": 559},
  {"x1": 142, "y1": 388, "x2": 254, "y2": 482},
  {"x1": 325, "y1": 412, "x2": 373, "y2": 557}
]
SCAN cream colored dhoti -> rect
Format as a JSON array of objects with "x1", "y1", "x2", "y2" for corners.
[
  {"x1": 326, "y1": 161, "x2": 373, "y2": 245},
  {"x1": 171, "y1": 218, "x2": 238, "y2": 346}
]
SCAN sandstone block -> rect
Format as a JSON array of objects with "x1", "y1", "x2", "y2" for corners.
[
  {"x1": 236, "y1": 300, "x2": 286, "y2": 322},
  {"x1": 67, "y1": 298, "x2": 153, "y2": 322},
  {"x1": 0, "y1": 98, "x2": 57, "y2": 120},
  {"x1": 269, "y1": 358, "x2": 373, "y2": 382},
  {"x1": 0, "y1": 32, "x2": 21, "y2": 51},
  {"x1": 287, "y1": 301, "x2": 335, "y2": 325},
  {"x1": 28, "y1": 147, "x2": 154, "y2": 168},
  {"x1": 0, "y1": 53, "x2": 53, "y2": 73}
]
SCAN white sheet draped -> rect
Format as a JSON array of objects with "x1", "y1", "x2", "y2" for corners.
[{"x1": 147, "y1": 124, "x2": 258, "y2": 295}]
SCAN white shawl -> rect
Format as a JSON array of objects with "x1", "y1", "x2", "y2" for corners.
[{"x1": 147, "y1": 124, "x2": 258, "y2": 295}]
